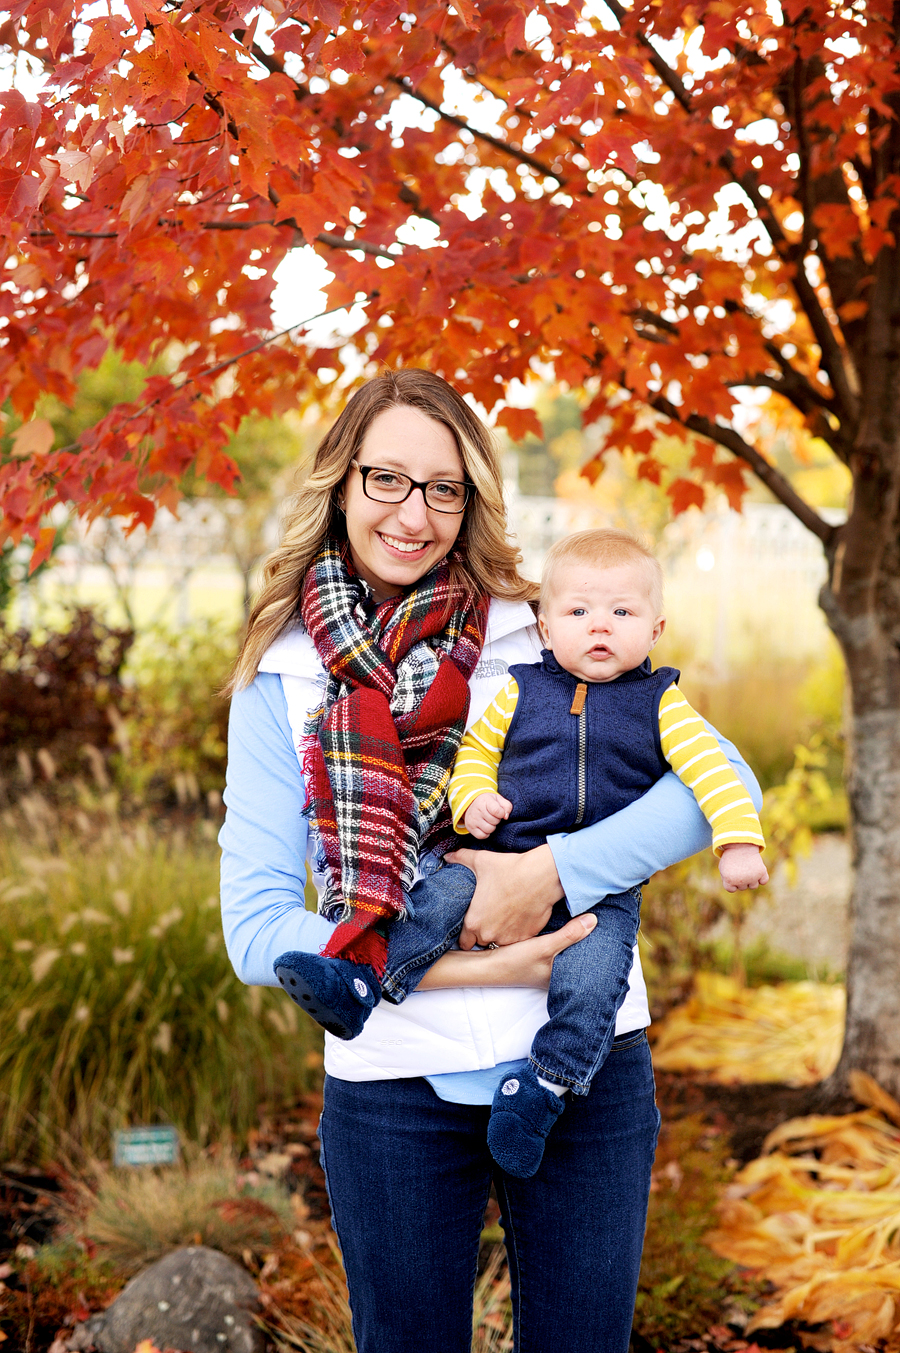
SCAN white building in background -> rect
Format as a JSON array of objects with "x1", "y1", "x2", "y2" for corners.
[{"x1": 18, "y1": 482, "x2": 839, "y2": 673}]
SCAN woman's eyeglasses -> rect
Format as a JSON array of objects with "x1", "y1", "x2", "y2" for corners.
[{"x1": 349, "y1": 460, "x2": 472, "y2": 514}]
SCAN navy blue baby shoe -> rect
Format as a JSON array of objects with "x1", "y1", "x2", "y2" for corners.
[
  {"x1": 487, "y1": 1063, "x2": 566, "y2": 1178},
  {"x1": 273, "y1": 952, "x2": 380, "y2": 1040}
]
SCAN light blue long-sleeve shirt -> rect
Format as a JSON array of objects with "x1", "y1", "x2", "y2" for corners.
[{"x1": 219, "y1": 671, "x2": 762, "y2": 1102}]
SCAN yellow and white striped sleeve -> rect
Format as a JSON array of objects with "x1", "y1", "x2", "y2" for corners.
[
  {"x1": 448, "y1": 677, "x2": 519, "y2": 832},
  {"x1": 658, "y1": 685, "x2": 765, "y2": 856}
]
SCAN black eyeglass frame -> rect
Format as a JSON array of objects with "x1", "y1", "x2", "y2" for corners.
[{"x1": 348, "y1": 459, "x2": 473, "y2": 514}]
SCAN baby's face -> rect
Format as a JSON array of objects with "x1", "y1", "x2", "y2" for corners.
[{"x1": 537, "y1": 560, "x2": 665, "y2": 683}]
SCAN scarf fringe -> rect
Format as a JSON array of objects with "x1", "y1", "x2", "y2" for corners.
[{"x1": 322, "y1": 919, "x2": 389, "y2": 978}]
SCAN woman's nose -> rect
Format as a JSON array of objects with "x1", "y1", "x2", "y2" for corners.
[{"x1": 396, "y1": 487, "x2": 429, "y2": 531}]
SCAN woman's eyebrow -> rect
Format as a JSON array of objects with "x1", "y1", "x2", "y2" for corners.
[{"x1": 360, "y1": 457, "x2": 465, "y2": 477}]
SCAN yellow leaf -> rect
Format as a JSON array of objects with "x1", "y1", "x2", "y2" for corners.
[
  {"x1": 849, "y1": 1070, "x2": 900, "y2": 1128},
  {"x1": 11, "y1": 418, "x2": 54, "y2": 460}
]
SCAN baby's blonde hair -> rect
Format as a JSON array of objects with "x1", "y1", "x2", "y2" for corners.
[{"x1": 540, "y1": 528, "x2": 664, "y2": 615}]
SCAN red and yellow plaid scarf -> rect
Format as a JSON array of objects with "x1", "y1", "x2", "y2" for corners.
[{"x1": 300, "y1": 538, "x2": 488, "y2": 976}]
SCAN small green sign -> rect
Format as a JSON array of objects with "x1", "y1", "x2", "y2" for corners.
[{"x1": 113, "y1": 1126, "x2": 180, "y2": 1167}]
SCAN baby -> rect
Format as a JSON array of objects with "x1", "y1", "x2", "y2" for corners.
[{"x1": 276, "y1": 529, "x2": 767, "y2": 1177}]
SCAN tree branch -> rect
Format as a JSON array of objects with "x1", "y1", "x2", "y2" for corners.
[
  {"x1": 30, "y1": 221, "x2": 398, "y2": 259},
  {"x1": 630, "y1": 306, "x2": 679, "y2": 336},
  {"x1": 599, "y1": 0, "x2": 859, "y2": 433},
  {"x1": 316, "y1": 231, "x2": 397, "y2": 259},
  {"x1": 651, "y1": 393, "x2": 837, "y2": 545},
  {"x1": 763, "y1": 339, "x2": 834, "y2": 409},
  {"x1": 793, "y1": 56, "x2": 816, "y2": 253},
  {"x1": 29, "y1": 230, "x2": 119, "y2": 239},
  {"x1": 629, "y1": 307, "x2": 847, "y2": 457},
  {"x1": 600, "y1": 0, "x2": 693, "y2": 112},
  {"x1": 48, "y1": 294, "x2": 374, "y2": 467},
  {"x1": 725, "y1": 372, "x2": 845, "y2": 456},
  {"x1": 387, "y1": 76, "x2": 567, "y2": 185}
]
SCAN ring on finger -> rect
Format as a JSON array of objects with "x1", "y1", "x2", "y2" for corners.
[{"x1": 488, "y1": 941, "x2": 499, "y2": 950}]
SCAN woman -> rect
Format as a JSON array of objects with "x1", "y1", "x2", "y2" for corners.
[{"x1": 220, "y1": 370, "x2": 760, "y2": 1353}]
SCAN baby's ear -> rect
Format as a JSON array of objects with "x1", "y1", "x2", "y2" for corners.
[
  {"x1": 649, "y1": 615, "x2": 666, "y2": 649},
  {"x1": 537, "y1": 611, "x2": 551, "y2": 646}
]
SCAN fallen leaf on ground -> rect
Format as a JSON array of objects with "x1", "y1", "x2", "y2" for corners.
[
  {"x1": 707, "y1": 1096, "x2": 900, "y2": 1352},
  {"x1": 651, "y1": 974, "x2": 843, "y2": 1086}
]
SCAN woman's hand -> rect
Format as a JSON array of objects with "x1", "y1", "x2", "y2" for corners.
[
  {"x1": 445, "y1": 844, "x2": 566, "y2": 950},
  {"x1": 417, "y1": 912, "x2": 598, "y2": 991}
]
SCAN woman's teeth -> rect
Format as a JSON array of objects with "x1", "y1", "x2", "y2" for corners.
[{"x1": 380, "y1": 534, "x2": 427, "y2": 554}]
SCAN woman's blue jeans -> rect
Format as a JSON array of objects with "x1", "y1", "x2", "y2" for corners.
[{"x1": 318, "y1": 1030, "x2": 660, "y2": 1353}]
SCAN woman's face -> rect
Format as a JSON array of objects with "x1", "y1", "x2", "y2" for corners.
[{"x1": 340, "y1": 404, "x2": 467, "y2": 603}]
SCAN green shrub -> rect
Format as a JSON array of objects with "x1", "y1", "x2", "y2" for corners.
[
  {"x1": 118, "y1": 621, "x2": 237, "y2": 808},
  {"x1": 0, "y1": 609, "x2": 133, "y2": 795},
  {"x1": 1, "y1": 819, "x2": 321, "y2": 1163},
  {"x1": 0, "y1": 611, "x2": 236, "y2": 813}
]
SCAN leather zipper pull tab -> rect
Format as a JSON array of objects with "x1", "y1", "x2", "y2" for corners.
[{"x1": 570, "y1": 682, "x2": 588, "y2": 716}]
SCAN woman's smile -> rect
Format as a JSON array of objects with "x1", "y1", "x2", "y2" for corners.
[{"x1": 378, "y1": 533, "x2": 430, "y2": 555}]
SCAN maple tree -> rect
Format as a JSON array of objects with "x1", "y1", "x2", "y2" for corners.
[{"x1": 1, "y1": 0, "x2": 899, "y2": 1095}]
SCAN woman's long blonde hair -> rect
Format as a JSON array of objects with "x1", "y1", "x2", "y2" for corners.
[{"x1": 226, "y1": 370, "x2": 537, "y2": 694}]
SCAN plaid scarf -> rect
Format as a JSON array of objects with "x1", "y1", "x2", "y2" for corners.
[{"x1": 300, "y1": 538, "x2": 488, "y2": 976}]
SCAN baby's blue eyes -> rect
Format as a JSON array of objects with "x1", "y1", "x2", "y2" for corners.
[{"x1": 570, "y1": 607, "x2": 630, "y2": 617}]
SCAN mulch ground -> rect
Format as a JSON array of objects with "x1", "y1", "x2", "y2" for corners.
[{"x1": 654, "y1": 1072, "x2": 857, "y2": 1165}]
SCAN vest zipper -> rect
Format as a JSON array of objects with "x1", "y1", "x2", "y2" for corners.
[{"x1": 573, "y1": 690, "x2": 587, "y2": 826}]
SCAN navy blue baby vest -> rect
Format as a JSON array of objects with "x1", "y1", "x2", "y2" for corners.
[{"x1": 484, "y1": 651, "x2": 680, "y2": 853}]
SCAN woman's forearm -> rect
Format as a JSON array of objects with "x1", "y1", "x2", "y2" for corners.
[
  {"x1": 220, "y1": 675, "x2": 336, "y2": 985},
  {"x1": 418, "y1": 947, "x2": 525, "y2": 989},
  {"x1": 417, "y1": 912, "x2": 597, "y2": 990}
]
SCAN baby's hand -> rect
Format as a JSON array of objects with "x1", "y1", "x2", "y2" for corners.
[
  {"x1": 463, "y1": 792, "x2": 514, "y2": 840},
  {"x1": 719, "y1": 844, "x2": 769, "y2": 893}
]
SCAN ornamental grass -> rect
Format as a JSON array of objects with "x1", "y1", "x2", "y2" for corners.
[{"x1": 1, "y1": 809, "x2": 321, "y2": 1164}]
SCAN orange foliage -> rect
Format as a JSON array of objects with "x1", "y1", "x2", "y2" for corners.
[{"x1": 0, "y1": 0, "x2": 895, "y2": 543}]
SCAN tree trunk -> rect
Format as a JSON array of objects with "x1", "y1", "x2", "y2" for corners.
[
  {"x1": 823, "y1": 621, "x2": 900, "y2": 1097},
  {"x1": 819, "y1": 237, "x2": 900, "y2": 1100}
]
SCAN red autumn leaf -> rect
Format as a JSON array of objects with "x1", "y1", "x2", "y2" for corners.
[
  {"x1": 496, "y1": 406, "x2": 543, "y2": 443},
  {"x1": 812, "y1": 202, "x2": 860, "y2": 260},
  {"x1": 635, "y1": 457, "x2": 662, "y2": 485},
  {"x1": 28, "y1": 525, "x2": 56, "y2": 573},
  {"x1": 667, "y1": 478, "x2": 706, "y2": 515}
]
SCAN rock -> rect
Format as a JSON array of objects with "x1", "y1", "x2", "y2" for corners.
[{"x1": 68, "y1": 1246, "x2": 264, "y2": 1353}]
